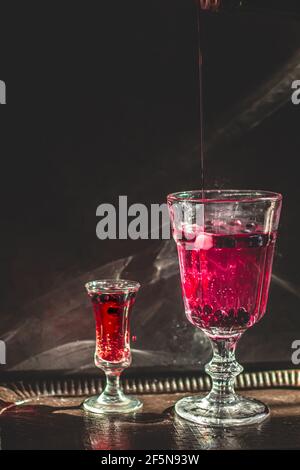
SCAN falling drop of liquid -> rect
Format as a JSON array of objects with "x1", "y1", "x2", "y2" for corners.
[
  {"x1": 195, "y1": 0, "x2": 205, "y2": 198},
  {"x1": 196, "y1": 0, "x2": 223, "y2": 197}
]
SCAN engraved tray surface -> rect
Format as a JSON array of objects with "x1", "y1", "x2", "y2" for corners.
[
  {"x1": 1, "y1": 369, "x2": 300, "y2": 450},
  {"x1": 2, "y1": 368, "x2": 300, "y2": 401}
]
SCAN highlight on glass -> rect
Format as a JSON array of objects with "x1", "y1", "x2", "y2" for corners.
[
  {"x1": 83, "y1": 279, "x2": 142, "y2": 414},
  {"x1": 168, "y1": 190, "x2": 282, "y2": 426}
]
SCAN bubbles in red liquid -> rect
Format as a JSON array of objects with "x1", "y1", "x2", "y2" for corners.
[
  {"x1": 90, "y1": 292, "x2": 136, "y2": 363},
  {"x1": 177, "y1": 225, "x2": 276, "y2": 332}
]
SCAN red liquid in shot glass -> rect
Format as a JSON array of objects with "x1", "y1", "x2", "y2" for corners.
[{"x1": 89, "y1": 292, "x2": 136, "y2": 364}]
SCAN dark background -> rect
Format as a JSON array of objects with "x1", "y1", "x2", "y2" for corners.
[{"x1": 0, "y1": 0, "x2": 300, "y2": 374}]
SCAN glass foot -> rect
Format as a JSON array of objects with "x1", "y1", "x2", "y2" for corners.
[
  {"x1": 83, "y1": 395, "x2": 143, "y2": 415},
  {"x1": 175, "y1": 394, "x2": 270, "y2": 427}
]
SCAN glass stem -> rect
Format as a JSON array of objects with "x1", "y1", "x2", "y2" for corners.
[
  {"x1": 101, "y1": 371, "x2": 124, "y2": 402},
  {"x1": 205, "y1": 335, "x2": 243, "y2": 404}
]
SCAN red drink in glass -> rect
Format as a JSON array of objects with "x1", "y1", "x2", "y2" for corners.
[
  {"x1": 89, "y1": 292, "x2": 136, "y2": 365},
  {"x1": 83, "y1": 280, "x2": 142, "y2": 414},
  {"x1": 176, "y1": 228, "x2": 276, "y2": 334},
  {"x1": 168, "y1": 190, "x2": 282, "y2": 426}
]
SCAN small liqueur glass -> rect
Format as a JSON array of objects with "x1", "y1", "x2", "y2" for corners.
[
  {"x1": 83, "y1": 279, "x2": 142, "y2": 414},
  {"x1": 167, "y1": 190, "x2": 282, "y2": 426}
]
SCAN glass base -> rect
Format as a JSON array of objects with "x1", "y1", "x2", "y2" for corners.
[
  {"x1": 175, "y1": 394, "x2": 270, "y2": 427},
  {"x1": 83, "y1": 395, "x2": 143, "y2": 415}
]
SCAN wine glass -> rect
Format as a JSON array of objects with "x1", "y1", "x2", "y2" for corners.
[
  {"x1": 167, "y1": 190, "x2": 282, "y2": 426},
  {"x1": 83, "y1": 279, "x2": 142, "y2": 414}
]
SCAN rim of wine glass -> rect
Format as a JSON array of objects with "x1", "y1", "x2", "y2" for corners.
[
  {"x1": 85, "y1": 279, "x2": 141, "y2": 294},
  {"x1": 167, "y1": 190, "x2": 282, "y2": 204}
]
